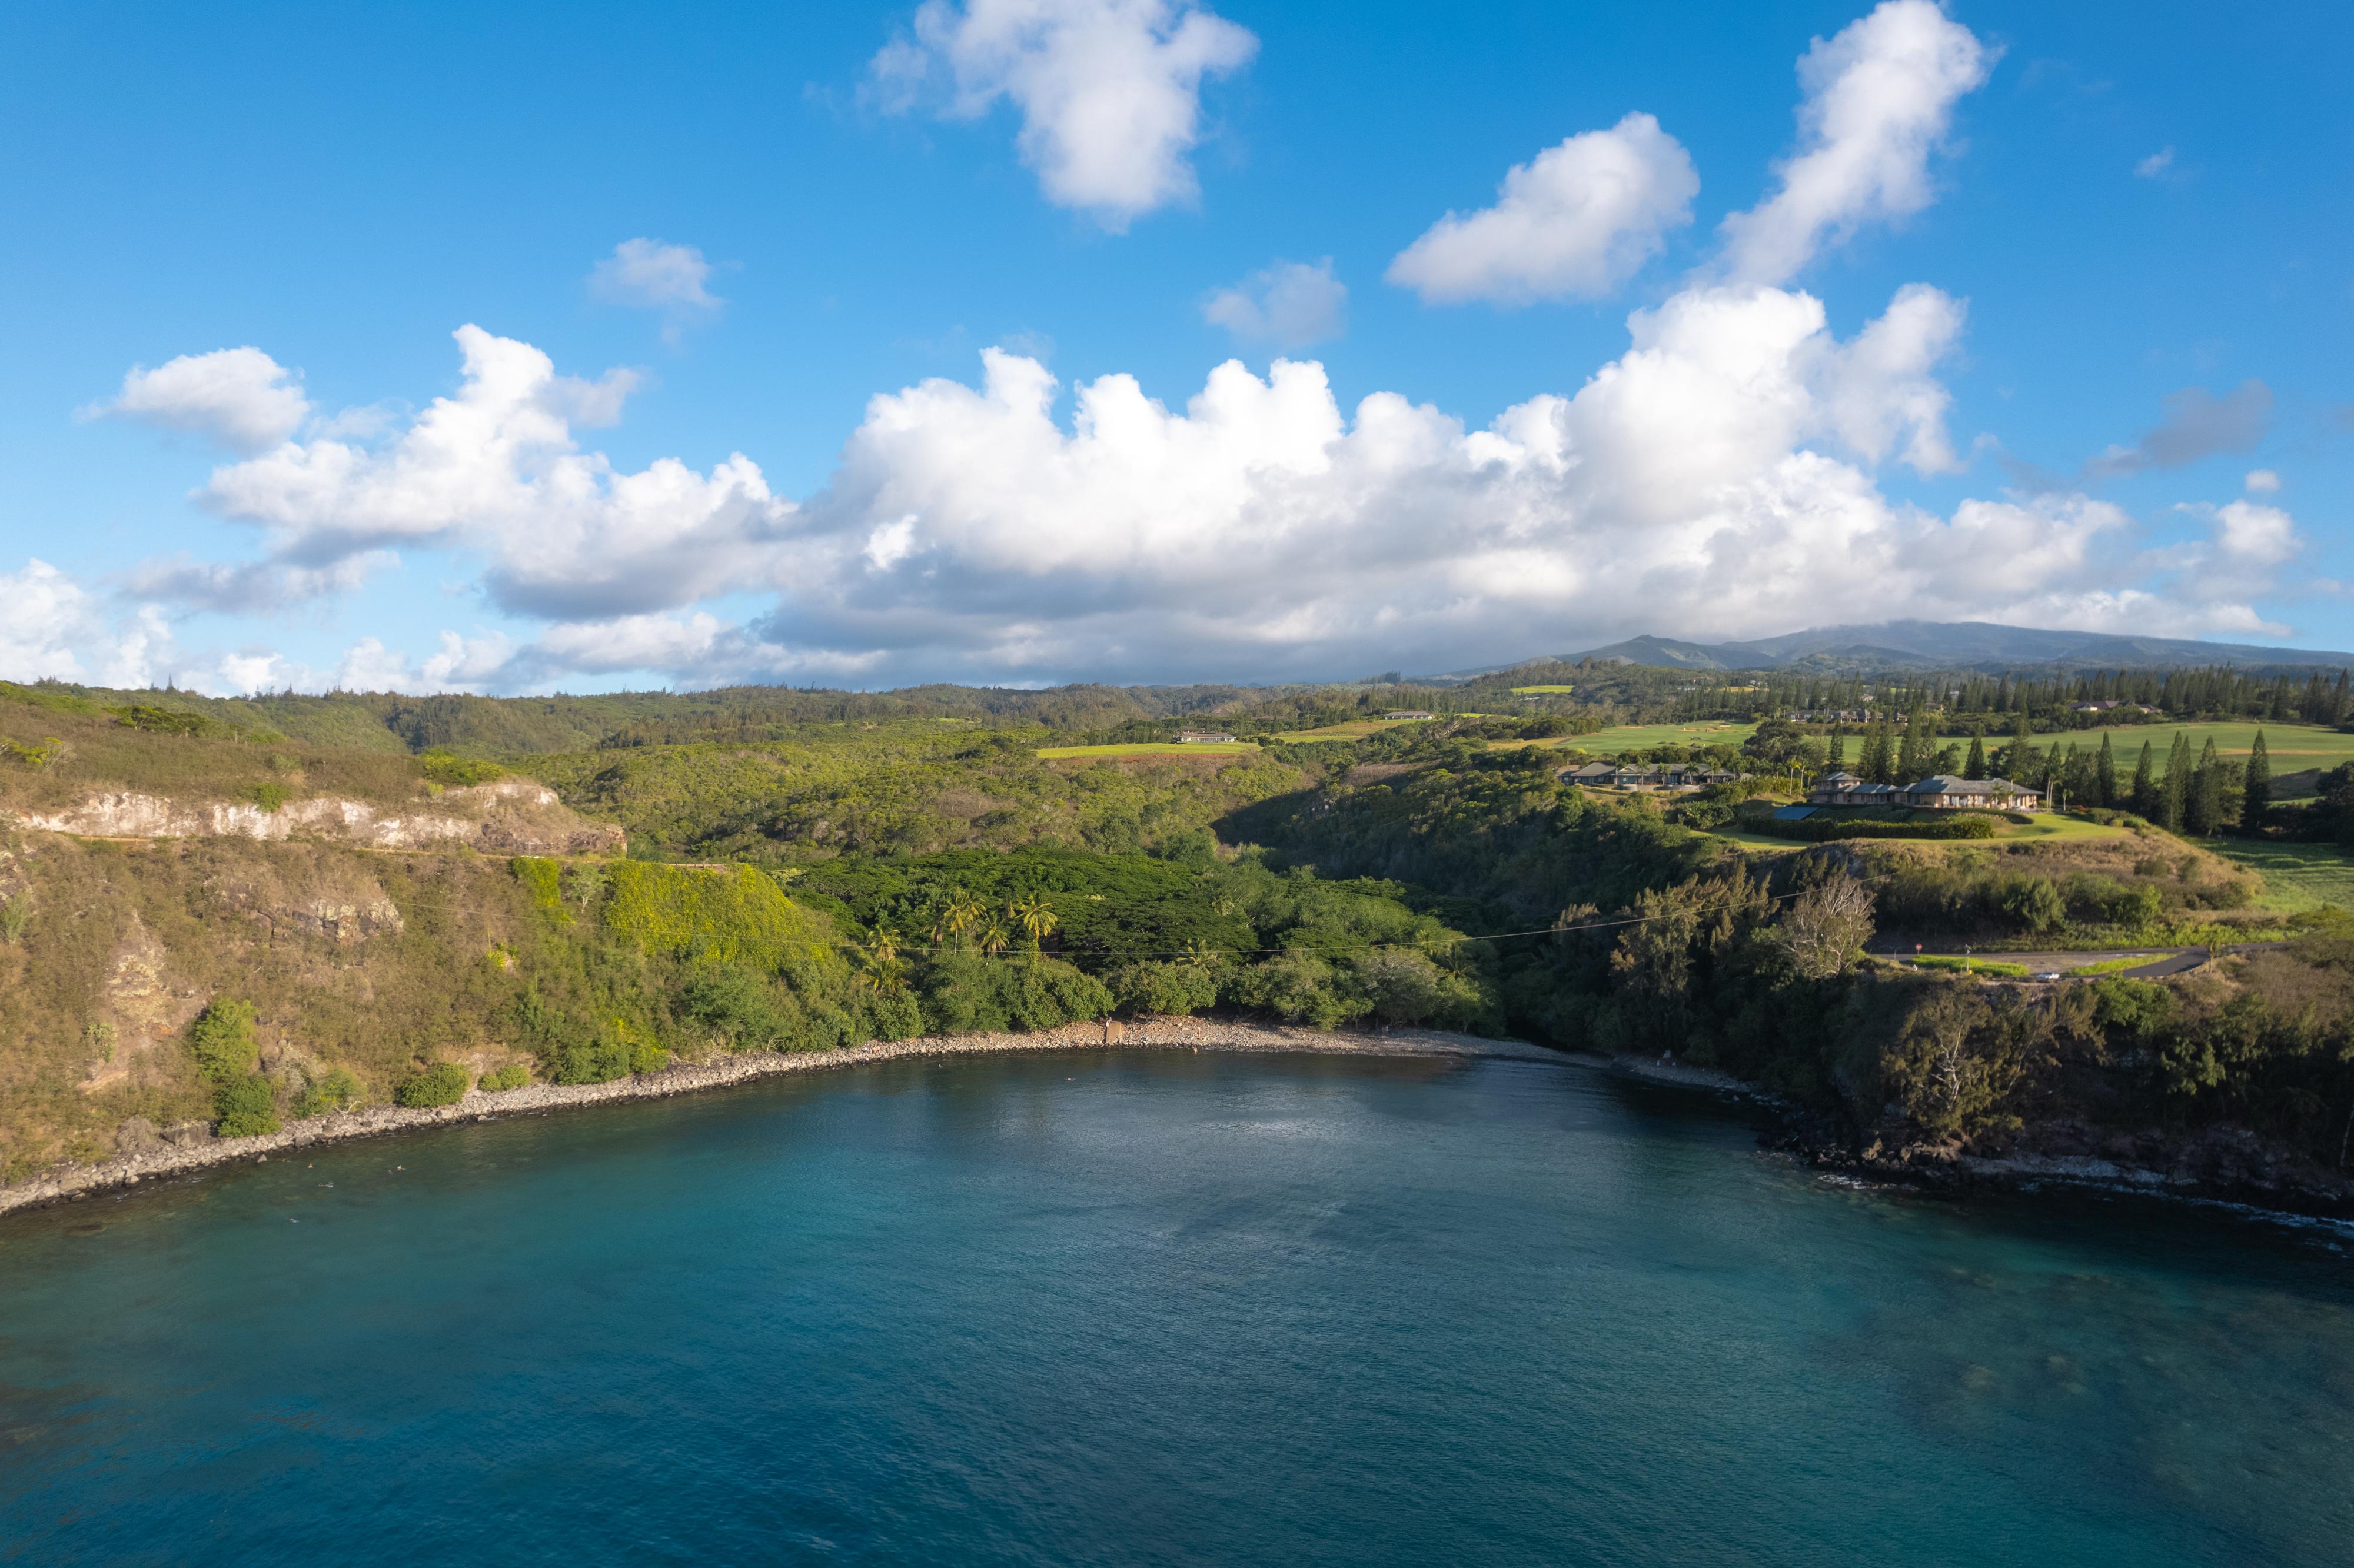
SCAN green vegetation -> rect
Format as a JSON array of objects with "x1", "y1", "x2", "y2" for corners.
[
  {"x1": 1897, "y1": 956, "x2": 2032, "y2": 978},
  {"x1": 1744, "y1": 811, "x2": 2000, "y2": 843},
  {"x1": 2067, "y1": 721, "x2": 2354, "y2": 767},
  {"x1": 11, "y1": 663, "x2": 2354, "y2": 1198},
  {"x1": 2200, "y1": 838, "x2": 2354, "y2": 913},
  {"x1": 1515, "y1": 721, "x2": 1758, "y2": 753},
  {"x1": 394, "y1": 1062, "x2": 471, "y2": 1108},
  {"x1": 420, "y1": 749, "x2": 507, "y2": 786},
  {"x1": 185, "y1": 1001, "x2": 280, "y2": 1137},
  {"x1": 1035, "y1": 741, "x2": 1258, "y2": 757},
  {"x1": 294, "y1": 1067, "x2": 361, "y2": 1118}
]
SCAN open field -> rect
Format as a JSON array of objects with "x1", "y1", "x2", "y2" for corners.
[
  {"x1": 1035, "y1": 742, "x2": 1259, "y2": 759},
  {"x1": 1276, "y1": 718, "x2": 1424, "y2": 741},
  {"x1": 1994, "y1": 813, "x2": 2136, "y2": 844},
  {"x1": 2198, "y1": 837, "x2": 2354, "y2": 913},
  {"x1": 1508, "y1": 721, "x2": 1760, "y2": 753},
  {"x1": 1509, "y1": 684, "x2": 1577, "y2": 694},
  {"x1": 2051, "y1": 721, "x2": 2354, "y2": 767}
]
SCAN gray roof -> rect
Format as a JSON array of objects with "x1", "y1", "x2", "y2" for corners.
[
  {"x1": 1771, "y1": 805, "x2": 1817, "y2": 820},
  {"x1": 1907, "y1": 775, "x2": 2033, "y2": 794}
]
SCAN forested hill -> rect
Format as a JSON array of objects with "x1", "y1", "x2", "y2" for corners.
[{"x1": 1558, "y1": 621, "x2": 2354, "y2": 674}]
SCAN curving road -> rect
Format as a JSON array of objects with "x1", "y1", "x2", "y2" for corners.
[{"x1": 1869, "y1": 941, "x2": 2290, "y2": 981}]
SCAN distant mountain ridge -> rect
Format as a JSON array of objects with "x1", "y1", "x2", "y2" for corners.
[{"x1": 1548, "y1": 621, "x2": 2354, "y2": 674}]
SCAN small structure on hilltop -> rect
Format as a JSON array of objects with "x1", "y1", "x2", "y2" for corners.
[
  {"x1": 1176, "y1": 730, "x2": 1238, "y2": 744},
  {"x1": 1383, "y1": 710, "x2": 1436, "y2": 721},
  {"x1": 1807, "y1": 772, "x2": 1902, "y2": 807}
]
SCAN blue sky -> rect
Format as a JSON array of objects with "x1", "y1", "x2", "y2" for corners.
[{"x1": 2, "y1": 0, "x2": 2349, "y2": 693}]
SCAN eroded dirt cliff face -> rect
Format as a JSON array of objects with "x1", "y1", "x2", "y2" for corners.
[{"x1": 5, "y1": 778, "x2": 623, "y2": 857}]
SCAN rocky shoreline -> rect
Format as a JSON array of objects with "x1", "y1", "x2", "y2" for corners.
[
  {"x1": 1580, "y1": 1050, "x2": 2354, "y2": 1224},
  {"x1": 0, "y1": 1018, "x2": 1562, "y2": 1219}
]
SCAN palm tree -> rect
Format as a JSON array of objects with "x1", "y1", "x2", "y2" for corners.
[
  {"x1": 1008, "y1": 894, "x2": 1058, "y2": 958},
  {"x1": 933, "y1": 890, "x2": 982, "y2": 950},
  {"x1": 976, "y1": 919, "x2": 1010, "y2": 957},
  {"x1": 866, "y1": 927, "x2": 903, "y2": 966},
  {"x1": 854, "y1": 950, "x2": 906, "y2": 994},
  {"x1": 1181, "y1": 940, "x2": 1219, "y2": 968}
]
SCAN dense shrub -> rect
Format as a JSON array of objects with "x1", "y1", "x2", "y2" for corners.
[
  {"x1": 914, "y1": 953, "x2": 1113, "y2": 1034},
  {"x1": 1106, "y1": 960, "x2": 1222, "y2": 1016},
  {"x1": 510, "y1": 855, "x2": 565, "y2": 914},
  {"x1": 420, "y1": 749, "x2": 506, "y2": 787},
  {"x1": 1993, "y1": 874, "x2": 2067, "y2": 934},
  {"x1": 478, "y1": 1063, "x2": 531, "y2": 1092},
  {"x1": 214, "y1": 1073, "x2": 282, "y2": 1137},
  {"x1": 394, "y1": 1061, "x2": 471, "y2": 1108},
  {"x1": 1751, "y1": 813, "x2": 1999, "y2": 843},
  {"x1": 292, "y1": 1067, "x2": 361, "y2": 1118},
  {"x1": 187, "y1": 1000, "x2": 260, "y2": 1081},
  {"x1": 680, "y1": 966, "x2": 803, "y2": 1051}
]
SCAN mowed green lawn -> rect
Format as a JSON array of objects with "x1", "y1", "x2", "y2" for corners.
[
  {"x1": 1036, "y1": 742, "x2": 1259, "y2": 758},
  {"x1": 2058, "y1": 721, "x2": 2354, "y2": 767},
  {"x1": 1276, "y1": 718, "x2": 1433, "y2": 741},
  {"x1": 1512, "y1": 721, "x2": 1758, "y2": 753},
  {"x1": 2198, "y1": 837, "x2": 2354, "y2": 912},
  {"x1": 1509, "y1": 684, "x2": 1577, "y2": 694}
]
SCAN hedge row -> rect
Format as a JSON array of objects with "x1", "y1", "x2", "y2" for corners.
[{"x1": 1747, "y1": 812, "x2": 2000, "y2": 843}]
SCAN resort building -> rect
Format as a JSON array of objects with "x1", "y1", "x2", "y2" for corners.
[
  {"x1": 1806, "y1": 772, "x2": 1903, "y2": 807},
  {"x1": 1560, "y1": 762, "x2": 1739, "y2": 793},
  {"x1": 1176, "y1": 730, "x2": 1238, "y2": 744},
  {"x1": 1384, "y1": 710, "x2": 1437, "y2": 721},
  {"x1": 1807, "y1": 771, "x2": 2043, "y2": 811},
  {"x1": 1899, "y1": 775, "x2": 2043, "y2": 811}
]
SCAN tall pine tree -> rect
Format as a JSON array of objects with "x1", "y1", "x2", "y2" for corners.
[
  {"x1": 1896, "y1": 708, "x2": 1929, "y2": 781},
  {"x1": 1859, "y1": 718, "x2": 1893, "y2": 783},
  {"x1": 2162, "y1": 732, "x2": 2189, "y2": 832},
  {"x1": 2131, "y1": 741, "x2": 2157, "y2": 819},
  {"x1": 2095, "y1": 733, "x2": 2116, "y2": 807},
  {"x1": 1964, "y1": 727, "x2": 1986, "y2": 779},
  {"x1": 2186, "y1": 738, "x2": 2223, "y2": 835},
  {"x1": 2243, "y1": 729, "x2": 2270, "y2": 833}
]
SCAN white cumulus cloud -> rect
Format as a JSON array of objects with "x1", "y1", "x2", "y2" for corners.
[
  {"x1": 87, "y1": 347, "x2": 311, "y2": 454},
  {"x1": 758, "y1": 281, "x2": 2061, "y2": 678},
  {"x1": 1202, "y1": 258, "x2": 1347, "y2": 347},
  {"x1": 1718, "y1": 0, "x2": 1994, "y2": 284},
  {"x1": 1387, "y1": 113, "x2": 1698, "y2": 305},
  {"x1": 195, "y1": 325, "x2": 797, "y2": 619},
  {"x1": 869, "y1": 0, "x2": 1258, "y2": 229},
  {"x1": 590, "y1": 238, "x2": 726, "y2": 341}
]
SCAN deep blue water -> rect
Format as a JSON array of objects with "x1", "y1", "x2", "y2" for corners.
[{"x1": 4, "y1": 1050, "x2": 2352, "y2": 1566}]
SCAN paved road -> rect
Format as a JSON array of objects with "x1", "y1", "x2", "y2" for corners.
[{"x1": 1870, "y1": 941, "x2": 2290, "y2": 981}]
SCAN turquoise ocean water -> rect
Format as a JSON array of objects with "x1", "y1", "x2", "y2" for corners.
[{"x1": 2, "y1": 1050, "x2": 2350, "y2": 1566}]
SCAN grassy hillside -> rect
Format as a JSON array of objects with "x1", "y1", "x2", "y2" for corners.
[
  {"x1": 526, "y1": 724, "x2": 1316, "y2": 863},
  {"x1": 1, "y1": 681, "x2": 453, "y2": 811}
]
